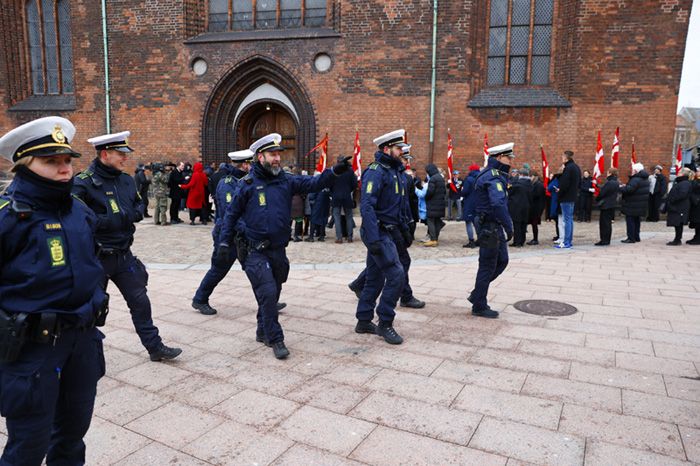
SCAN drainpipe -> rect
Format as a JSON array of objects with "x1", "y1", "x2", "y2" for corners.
[
  {"x1": 101, "y1": 0, "x2": 111, "y2": 133},
  {"x1": 428, "y1": 0, "x2": 438, "y2": 163}
]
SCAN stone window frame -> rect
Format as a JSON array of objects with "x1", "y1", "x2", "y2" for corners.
[
  {"x1": 206, "y1": 0, "x2": 334, "y2": 32},
  {"x1": 24, "y1": 0, "x2": 75, "y2": 96}
]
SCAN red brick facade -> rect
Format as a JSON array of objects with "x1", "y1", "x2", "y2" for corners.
[{"x1": 0, "y1": 0, "x2": 692, "y2": 177}]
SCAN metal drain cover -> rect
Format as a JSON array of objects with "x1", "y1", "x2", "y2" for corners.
[{"x1": 513, "y1": 300, "x2": 578, "y2": 316}]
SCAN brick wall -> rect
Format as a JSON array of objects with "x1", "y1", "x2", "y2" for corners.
[{"x1": 0, "y1": 0, "x2": 692, "y2": 179}]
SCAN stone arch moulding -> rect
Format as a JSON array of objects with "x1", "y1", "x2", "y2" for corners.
[{"x1": 201, "y1": 56, "x2": 317, "y2": 166}]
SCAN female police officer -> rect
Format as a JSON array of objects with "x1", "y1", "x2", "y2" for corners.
[{"x1": 0, "y1": 117, "x2": 107, "y2": 465}]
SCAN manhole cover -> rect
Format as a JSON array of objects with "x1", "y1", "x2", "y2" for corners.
[{"x1": 513, "y1": 300, "x2": 578, "y2": 316}]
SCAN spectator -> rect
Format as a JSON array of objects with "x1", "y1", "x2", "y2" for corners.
[
  {"x1": 423, "y1": 163, "x2": 447, "y2": 246},
  {"x1": 647, "y1": 165, "x2": 667, "y2": 222},
  {"x1": 446, "y1": 171, "x2": 462, "y2": 220},
  {"x1": 688, "y1": 166, "x2": 700, "y2": 244},
  {"x1": 576, "y1": 170, "x2": 594, "y2": 222},
  {"x1": 555, "y1": 150, "x2": 582, "y2": 249},
  {"x1": 179, "y1": 161, "x2": 209, "y2": 225},
  {"x1": 595, "y1": 168, "x2": 620, "y2": 246},
  {"x1": 330, "y1": 156, "x2": 358, "y2": 243},
  {"x1": 665, "y1": 167, "x2": 693, "y2": 245},
  {"x1": 461, "y1": 164, "x2": 480, "y2": 248},
  {"x1": 527, "y1": 171, "x2": 546, "y2": 245},
  {"x1": 547, "y1": 172, "x2": 563, "y2": 242},
  {"x1": 415, "y1": 177, "x2": 428, "y2": 226},
  {"x1": 134, "y1": 163, "x2": 152, "y2": 218},
  {"x1": 291, "y1": 193, "x2": 305, "y2": 242},
  {"x1": 405, "y1": 168, "x2": 420, "y2": 238},
  {"x1": 168, "y1": 161, "x2": 186, "y2": 223},
  {"x1": 508, "y1": 169, "x2": 533, "y2": 247},
  {"x1": 620, "y1": 163, "x2": 650, "y2": 243},
  {"x1": 307, "y1": 180, "x2": 331, "y2": 242}
]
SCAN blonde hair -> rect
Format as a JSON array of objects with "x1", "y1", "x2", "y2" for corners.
[
  {"x1": 10, "y1": 155, "x2": 34, "y2": 173},
  {"x1": 679, "y1": 167, "x2": 693, "y2": 178}
]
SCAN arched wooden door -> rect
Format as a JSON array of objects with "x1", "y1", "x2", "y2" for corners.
[{"x1": 236, "y1": 102, "x2": 298, "y2": 169}]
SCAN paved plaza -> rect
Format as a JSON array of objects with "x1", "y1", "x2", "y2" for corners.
[{"x1": 8, "y1": 217, "x2": 699, "y2": 465}]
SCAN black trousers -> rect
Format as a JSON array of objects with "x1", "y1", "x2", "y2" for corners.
[
  {"x1": 426, "y1": 217, "x2": 445, "y2": 240},
  {"x1": 625, "y1": 215, "x2": 641, "y2": 242},
  {"x1": 599, "y1": 208, "x2": 614, "y2": 244},
  {"x1": 513, "y1": 221, "x2": 527, "y2": 245},
  {"x1": 674, "y1": 225, "x2": 683, "y2": 242},
  {"x1": 169, "y1": 195, "x2": 182, "y2": 222},
  {"x1": 577, "y1": 194, "x2": 592, "y2": 221}
]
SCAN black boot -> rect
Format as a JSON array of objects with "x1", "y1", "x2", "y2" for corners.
[
  {"x1": 462, "y1": 240, "x2": 477, "y2": 248},
  {"x1": 192, "y1": 300, "x2": 217, "y2": 315},
  {"x1": 355, "y1": 320, "x2": 377, "y2": 334},
  {"x1": 377, "y1": 321, "x2": 403, "y2": 345},
  {"x1": 149, "y1": 343, "x2": 183, "y2": 361},
  {"x1": 256, "y1": 329, "x2": 270, "y2": 346},
  {"x1": 276, "y1": 302, "x2": 287, "y2": 311},
  {"x1": 472, "y1": 306, "x2": 499, "y2": 319},
  {"x1": 272, "y1": 341, "x2": 290, "y2": 359},
  {"x1": 400, "y1": 297, "x2": 426, "y2": 309},
  {"x1": 348, "y1": 282, "x2": 363, "y2": 299}
]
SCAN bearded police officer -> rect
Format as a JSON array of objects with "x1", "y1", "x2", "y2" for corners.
[
  {"x1": 72, "y1": 132, "x2": 181, "y2": 361},
  {"x1": 218, "y1": 133, "x2": 350, "y2": 359},
  {"x1": 468, "y1": 142, "x2": 515, "y2": 318},
  {"x1": 192, "y1": 149, "x2": 255, "y2": 315},
  {"x1": 355, "y1": 130, "x2": 411, "y2": 345}
]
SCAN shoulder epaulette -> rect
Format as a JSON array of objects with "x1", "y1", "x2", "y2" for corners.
[
  {"x1": 0, "y1": 198, "x2": 9, "y2": 211},
  {"x1": 71, "y1": 194, "x2": 88, "y2": 206},
  {"x1": 369, "y1": 162, "x2": 380, "y2": 170},
  {"x1": 241, "y1": 174, "x2": 253, "y2": 185},
  {"x1": 76, "y1": 170, "x2": 92, "y2": 180},
  {"x1": 491, "y1": 169, "x2": 499, "y2": 176},
  {"x1": 224, "y1": 176, "x2": 233, "y2": 183}
]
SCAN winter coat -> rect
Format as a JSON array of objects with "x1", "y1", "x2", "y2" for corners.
[
  {"x1": 330, "y1": 170, "x2": 357, "y2": 208},
  {"x1": 134, "y1": 168, "x2": 150, "y2": 195},
  {"x1": 579, "y1": 177, "x2": 594, "y2": 197},
  {"x1": 690, "y1": 180, "x2": 700, "y2": 228},
  {"x1": 415, "y1": 182, "x2": 428, "y2": 221},
  {"x1": 547, "y1": 176, "x2": 560, "y2": 218},
  {"x1": 620, "y1": 170, "x2": 650, "y2": 217},
  {"x1": 508, "y1": 177, "x2": 533, "y2": 223},
  {"x1": 424, "y1": 164, "x2": 447, "y2": 218},
  {"x1": 291, "y1": 193, "x2": 305, "y2": 218},
  {"x1": 448, "y1": 177, "x2": 462, "y2": 200},
  {"x1": 168, "y1": 168, "x2": 185, "y2": 199},
  {"x1": 557, "y1": 159, "x2": 582, "y2": 203},
  {"x1": 180, "y1": 162, "x2": 208, "y2": 209},
  {"x1": 461, "y1": 169, "x2": 480, "y2": 222},
  {"x1": 596, "y1": 175, "x2": 620, "y2": 210},
  {"x1": 310, "y1": 188, "x2": 331, "y2": 225},
  {"x1": 652, "y1": 173, "x2": 668, "y2": 196},
  {"x1": 529, "y1": 179, "x2": 546, "y2": 223},
  {"x1": 666, "y1": 176, "x2": 692, "y2": 227}
]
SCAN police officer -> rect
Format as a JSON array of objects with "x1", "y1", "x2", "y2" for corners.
[
  {"x1": 191, "y1": 149, "x2": 254, "y2": 315},
  {"x1": 73, "y1": 131, "x2": 181, "y2": 361},
  {"x1": 355, "y1": 130, "x2": 411, "y2": 345},
  {"x1": 468, "y1": 142, "x2": 515, "y2": 318},
  {"x1": 0, "y1": 117, "x2": 107, "y2": 464},
  {"x1": 217, "y1": 133, "x2": 350, "y2": 359},
  {"x1": 348, "y1": 143, "x2": 425, "y2": 310}
]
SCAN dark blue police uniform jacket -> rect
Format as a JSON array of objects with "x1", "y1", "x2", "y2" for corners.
[
  {"x1": 213, "y1": 167, "x2": 247, "y2": 244},
  {"x1": 474, "y1": 158, "x2": 513, "y2": 233}
]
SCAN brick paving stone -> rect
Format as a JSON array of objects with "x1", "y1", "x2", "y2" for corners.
[
  {"x1": 453, "y1": 385, "x2": 562, "y2": 429},
  {"x1": 521, "y1": 374, "x2": 622, "y2": 413},
  {"x1": 114, "y1": 442, "x2": 210, "y2": 466},
  {"x1": 470, "y1": 348, "x2": 570, "y2": 377},
  {"x1": 285, "y1": 377, "x2": 370, "y2": 414},
  {"x1": 664, "y1": 375, "x2": 700, "y2": 402},
  {"x1": 366, "y1": 369, "x2": 464, "y2": 406},
  {"x1": 431, "y1": 360, "x2": 528, "y2": 393},
  {"x1": 229, "y1": 362, "x2": 310, "y2": 397},
  {"x1": 400, "y1": 337, "x2": 477, "y2": 360},
  {"x1": 679, "y1": 425, "x2": 700, "y2": 463},
  {"x1": 84, "y1": 417, "x2": 151, "y2": 465},
  {"x1": 558, "y1": 404, "x2": 686, "y2": 459},
  {"x1": 158, "y1": 373, "x2": 242, "y2": 410},
  {"x1": 212, "y1": 388, "x2": 300, "y2": 429},
  {"x1": 277, "y1": 406, "x2": 376, "y2": 456},
  {"x1": 94, "y1": 385, "x2": 167, "y2": 426},
  {"x1": 584, "y1": 334, "x2": 654, "y2": 355},
  {"x1": 182, "y1": 420, "x2": 294, "y2": 465},
  {"x1": 350, "y1": 392, "x2": 482, "y2": 446},
  {"x1": 616, "y1": 352, "x2": 699, "y2": 378},
  {"x1": 582, "y1": 313, "x2": 673, "y2": 331},
  {"x1": 544, "y1": 319, "x2": 629, "y2": 337},
  {"x1": 112, "y1": 361, "x2": 193, "y2": 392},
  {"x1": 469, "y1": 417, "x2": 585, "y2": 465},
  {"x1": 320, "y1": 361, "x2": 383, "y2": 386},
  {"x1": 271, "y1": 444, "x2": 367, "y2": 466},
  {"x1": 351, "y1": 426, "x2": 507, "y2": 466},
  {"x1": 653, "y1": 341, "x2": 700, "y2": 362},
  {"x1": 629, "y1": 328, "x2": 700, "y2": 348},
  {"x1": 354, "y1": 346, "x2": 444, "y2": 376},
  {"x1": 622, "y1": 389, "x2": 700, "y2": 428},
  {"x1": 517, "y1": 340, "x2": 615, "y2": 366},
  {"x1": 569, "y1": 362, "x2": 667, "y2": 394},
  {"x1": 500, "y1": 325, "x2": 586, "y2": 346},
  {"x1": 584, "y1": 440, "x2": 693, "y2": 466},
  {"x1": 124, "y1": 401, "x2": 226, "y2": 449},
  {"x1": 103, "y1": 346, "x2": 147, "y2": 375}
]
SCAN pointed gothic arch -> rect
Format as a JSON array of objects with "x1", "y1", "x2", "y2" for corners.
[{"x1": 201, "y1": 56, "x2": 317, "y2": 169}]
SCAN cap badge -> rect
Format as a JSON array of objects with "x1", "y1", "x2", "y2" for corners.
[{"x1": 52, "y1": 125, "x2": 66, "y2": 144}]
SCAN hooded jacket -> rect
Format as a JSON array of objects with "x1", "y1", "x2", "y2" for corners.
[
  {"x1": 180, "y1": 162, "x2": 208, "y2": 209},
  {"x1": 424, "y1": 163, "x2": 447, "y2": 218},
  {"x1": 620, "y1": 170, "x2": 650, "y2": 217},
  {"x1": 666, "y1": 176, "x2": 692, "y2": 227}
]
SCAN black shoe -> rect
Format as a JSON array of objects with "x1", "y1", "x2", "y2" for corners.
[
  {"x1": 687, "y1": 238, "x2": 700, "y2": 245},
  {"x1": 552, "y1": 236, "x2": 559, "y2": 242},
  {"x1": 463, "y1": 240, "x2": 477, "y2": 248},
  {"x1": 472, "y1": 307, "x2": 499, "y2": 319},
  {"x1": 317, "y1": 237, "x2": 325, "y2": 242},
  {"x1": 256, "y1": 329, "x2": 271, "y2": 346},
  {"x1": 621, "y1": 238, "x2": 635, "y2": 243},
  {"x1": 192, "y1": 300, "x2": 217, "y2": 315},
  {"x1": 149, "y1": 343, "x2": 182, "y2": 361},
  {"x1": 304, "y1": 237, "x2": 315, "y2": 242},
  {"x1": 400, "y1": 297, "x2": 426, "y2": 309},
  {"x1": 667, "y1": 240, "x2": 682, "y2": 246},
  {"x1": 276, "y1": 302, "x2": 287, "y2": 312},
  {"x1": 377, "y1": 322, "x2": 403, "y2": 345},
  {"x1": 527, "y1": 239, "x2": 539, "y2": 245},
  {"x1": 348, "y1": 283, "x2": 362, "y2": 299},
  {"x1": 272, "y1": 341, "x2": 289, "y2": 359},
  {"x1": 293, "y1": 237, "x2": 302, "y2": 242},
  {"x1": 355, "y1": 320, "x2": 377, "y2": 334},
  {"x1": 594, "y1": 241, "x2": 609, "y2": 246},
  {"x1": 144, "y1": 214, "x2": 152, "y2": 218},
  {"x1": 190, "y1": 221, "x2": 195, "y2": 225}
]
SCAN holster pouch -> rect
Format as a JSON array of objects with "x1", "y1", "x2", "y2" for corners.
[
  {"x1": 32, "y1": 312, "x2": 58, "y2": 344},
  {"x1": 95, "y1": 293, "x2": 110, "y2": 327},
  {"x1": 233, "y1": 233, "x2": 249, "y2": 269},
  {"x1": 0, "y1": 310, "x2": 29, "y2": 363},
  {"x1": 477, "y1": 223, "x2": 500, "y2": 249}
]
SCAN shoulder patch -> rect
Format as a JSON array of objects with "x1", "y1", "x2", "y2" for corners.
[
  {"x1": 369, "y1": 163, "x2": 379, "y2": 170},
  {"x1": 0, "y1": 198, "x2": 9, "y2": 211},
  {"x1": 491, "y1": 169, "x2": 499, "y2": 176},
  {"x1": 242, "y1": 174, "x2": 253, "y2": 185},
  {"x1": 366, "y1": 180, "x2": 374, "y2": 194},
  {"x1": 77, "y1": 173, "x2": 90, "y2": 180}
]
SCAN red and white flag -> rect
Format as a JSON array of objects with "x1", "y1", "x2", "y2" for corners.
[
  {"x1": 592, "y1": 131, "x2": 605, "y2": 196},
  {"x1": 541, "y1": 145, "x2": 550, "y2": 196},
  {"x1": 631, "y1": 137, "x2": 637, "y2": 168},
  {"x1": 675, "y1": 144, "x2": 683, "y2": 175},
  {"x1": 352, "y1": 131, "x2": 362, "y2": 186},
  {"x1": 611, "y1": 127, "x2": 620, "y2": 169},
  {"x1": 447, "y1": 132, "x2": 458, "y2": 193},
  {"x1": 483, "y1": 133, "x2": 489, "y2": 167},
  {"x1": 310, "y1": 133, "x2": 329, "y2": 173}
]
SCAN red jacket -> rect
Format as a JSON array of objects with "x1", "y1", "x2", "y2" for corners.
[{"x1": 180, "y1": 162, "x2": 208, "y2": 209}]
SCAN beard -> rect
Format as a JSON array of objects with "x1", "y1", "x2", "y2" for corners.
[{"x1": 263, "y1": 161, "x2": 281, "y2": 176}]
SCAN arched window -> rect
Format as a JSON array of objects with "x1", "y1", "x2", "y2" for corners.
[
  {"x1": 208, "y1": 0, "x2": 328, "y2": 32},
  {"x1": 487, "y1": 0, "x2": 553, "y2": 86},
  {"x1": 26, "y1": 0, "x2": 74, "y2": 95}
]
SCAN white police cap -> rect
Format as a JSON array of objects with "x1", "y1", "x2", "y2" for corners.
[
  {"x1": 0, "y1": 116, "x2": 80, "y2": 163},
  {"x1": 373, "y1": 129, "x2": 405, "y2": 149},
  {"x1": 87, "y1": 131, "x2": 133, "y2": 152},
  {"x1": 399, "y1": 143, "x2": 412, "y2": 156},
  {"x1": 228, "y1": 149, "x2": 254, "y2": 162},
  {"x1": 487, "y1": 142, "x2": 515, "y2": 158},
  {"x1": 250, "y1": 133, "x2": 284, "y2": 154}
]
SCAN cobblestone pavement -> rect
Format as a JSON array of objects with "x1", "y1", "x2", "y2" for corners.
[{"x1": 6, "y1": 213, "x2": 698, "y2": 465}]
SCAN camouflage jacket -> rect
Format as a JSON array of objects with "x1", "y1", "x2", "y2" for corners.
[{"x1": 151, "y1": 171, "x2": 170, "y2": 197}]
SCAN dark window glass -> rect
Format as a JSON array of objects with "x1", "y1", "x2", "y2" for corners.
[
  {"x1": 488, "y1": 57, "x2": 506, "y2": 85},
  {"x1": 208, "y1": 0, "x2": 228, "y2": 31},
  {"x1": 280, "y1": 0, "x2": 302, "y2": 28},
  {"x1": 531, "y1": 56, "x2": 550, "y2": 85},
  {"x1": 233, "y1": 0, "x2": 254, "y2": 30},
  {"x1": 256, "y1": 0, "x2": 276, "y2": 29},
  {"x1": 490, "y1": 0, "x2": 508, "y2": 27},
  {"x1": 509, "y1": 56, "x2": 527, "y2": 84},
  {"x1": 57, "y1": 0, "x2": 74, "y2": 93},
  {"x1": 27, "y1": 0, "x2": 44, "y2": 94},
  {"x1": 489, "y1": 27, "x2": 507, "y2": 56},
  {"x1": 210, "y1": 0, "x2": 325, "y2": 31},
  {"x1": 304, "y1": 0, "x2": 326, "y2": 27},
  {"x1": 511, "y1": 0, "x2": 530, "y2": 25},
  {"x1": 535, "y1": 0, "x2": 553, "y2": 23},
  {"x1": 42, "y1": 0, "x2": 59, "y2": 94}
]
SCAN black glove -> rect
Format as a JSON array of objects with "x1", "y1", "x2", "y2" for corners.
[
  {"x1": 331, "y1": 156, "x2": 352, "y2": 175},
  {"x1": 401, "y1": 229, "x2": 413, "y2": 248},
  {"x1": 368, "y1": 241, "x2": 382, "y2": 256},
  {"x1": 505, "y1": 229, "x2": 514, "y2": 243},
  {"x1": 215, "y1": 243, "x2": 231, "y2": 266}
]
